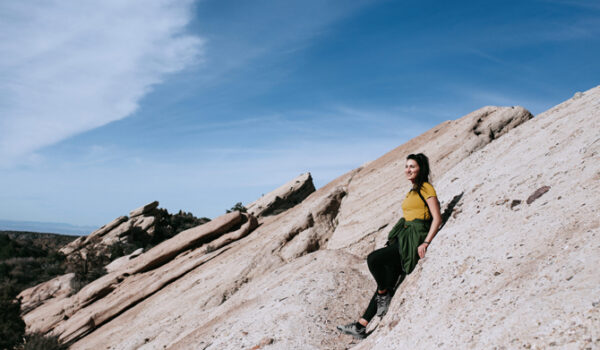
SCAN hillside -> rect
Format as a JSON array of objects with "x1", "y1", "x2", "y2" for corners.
[
  {"x1": 0, "y1": 232, "x2": 76, "y2": 293},
  {"x1": 1, "y1": 231, "x2": 79, "y2": 252},
  {"x1": 18, "y1": 86, "x2": 600, "y2": 349}
]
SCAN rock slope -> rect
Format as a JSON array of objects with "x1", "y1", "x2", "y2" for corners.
[
  {"x1": 354, "y1": 87, "x2": 600, "y2": 350},
  {"x1": 19, "y1": 87, "x2": 599, "y2": 349}
]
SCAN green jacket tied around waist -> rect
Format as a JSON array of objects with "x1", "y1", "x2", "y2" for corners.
[{"x1": 387, "y1": 217, "x2": 431, "y2": 274}]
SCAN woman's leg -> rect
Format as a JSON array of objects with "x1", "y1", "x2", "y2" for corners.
[
  {"x1": 366, "y1": 243, "x2": 402, "y2": 292},
  {"x1": 339, "y1": 243, "x2": 403, "y2": 337},
  {"x1": 360, "y1": 291, "x2": 379, "y2": 323}
]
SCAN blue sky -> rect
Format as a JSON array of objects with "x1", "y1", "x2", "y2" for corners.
[{"x1": 1, "y1": 0, "x2": 599, "y2": 231}]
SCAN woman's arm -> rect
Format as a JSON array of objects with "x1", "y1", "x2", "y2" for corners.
[{"x1": 418, "y1": 196, "x2": 442, "y2": 258}]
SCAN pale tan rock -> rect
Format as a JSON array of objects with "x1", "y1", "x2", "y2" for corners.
[
  {"x1": 25, "y1": 87, "x2": 600, "y2": 350},
  {"x1": 23, "y1": 294, "x2": 74, "y2": 334},
  {"x1": 129, "y1": 201, "x2": 159, "y2": 218},
  {"x1": 327, "y1": 105, "x2": 533, "y2": 254},
  {"x1": 26, "y1": 211, "x2": 244, "y2": 340},
  {"x1": 67, "y1": 182, "x2": 348, "y2": 350},
  {"x1": 104, "y1": 220, "x2": 133, "y2": 239},
  {"x1": 84, "y1": 216, "x2": 128, "y2": 242},
  {"x1": 353, "y1": 87, "x2": 600, "y2": 349},
  {"x1": 18, "y1": 273, "x2": 75, "y2": 314},
  {"x1": 60, "y1": 204, "x2": 158, "y2": 258},
  {"x1": 56, "y1": 246, "x2": 233, "y2": 343},
  {"x1": 167, "y1": 250, "x2": 371, "y2": 350},
  {"x1": 105, "y1": 248, "x2": 144, "y2": 273},
  {"x1": 97, "y1": 216, "x2": 156, "y2": 247},
  {"x1": 126, "y1": 211, "x2": 242, "y2": 273},
  {"x1": 59, "y1": 236, "x2": 85, "y2": 255},
  {"x1": 132, "y1": 215, "x2": 155, "y2": 231},
  {"x1": 246, "y1": 172, "x2": 315, "y2": 217},
  {"x1": 204, "y1": 213, "x2": 258, "y2": 253}
]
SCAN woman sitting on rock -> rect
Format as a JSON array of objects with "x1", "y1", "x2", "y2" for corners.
[{"x1": 337, "y1": 153, "x2": 442, "y2": 339}]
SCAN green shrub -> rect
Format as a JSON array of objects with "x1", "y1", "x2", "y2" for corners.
[
  {"x1": 0, "y1": 281, "x2": 25, "y2": 350},
  {"x1": 65, "y1": 251, "x2": 108, "y2": 292},
  {"x1": 226, "y1": 202, "x2": 247, "y2": 213},
  {"x1": 152, "y1": 209, "x2": 210, "y2": 245},
  {"x1": 22, "y1": 333, "x2": 67, "y2": 350}
]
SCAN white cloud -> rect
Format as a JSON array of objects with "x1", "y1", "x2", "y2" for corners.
[{"x1": 0, "y1": 0, "x2": 202, "y2": 166}]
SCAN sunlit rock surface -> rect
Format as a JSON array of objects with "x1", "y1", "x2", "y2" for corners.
[{"x1": 21, "y1": 86, "x2": 600, "y2": 349}]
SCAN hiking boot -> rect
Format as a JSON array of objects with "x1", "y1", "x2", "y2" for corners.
[
  {"x1": 336, "y1": 322, "x2": 366, "y2": 339},
  {"x1": 375, "y1": 292, "x2": 392, "y2": 317}
]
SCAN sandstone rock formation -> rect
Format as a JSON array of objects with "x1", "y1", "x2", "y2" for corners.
[
  {"x1": 246, "y1": 172, "x2": 316, "y2": 218},
  {"x1": 22, "y1": 210, "x2": 259, "y2": 342},
  {"x1": 59, "y1": 201, "x2": 159, "y2": 257},
  {"x1": 20, "y1": 86, "x2": 600, "y2": 349},
  {"x1": 351, "y1": 86, "x2": 600, "y2": 350},
  {"x1": 104, "y1": 248, "x2": 144, "y2": 273},
  {"x1": 17, "y1": 273, "x2": 75, "y2": 314}
]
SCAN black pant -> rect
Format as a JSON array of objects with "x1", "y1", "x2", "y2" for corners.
[{"x1": 361, "y1": 240, "x2": 403, "y2": 322}]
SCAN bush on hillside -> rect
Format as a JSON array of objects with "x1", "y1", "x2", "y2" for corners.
[
  {"x1": 152, "y1": 209, "x2": 210, "y2": 245},
  {"x1": 0, "y1": 234, "x2": 47, "y2": 260},
  {"x1": 226, "y1": 202, "x2": 247, "y2": 213},
  {"x1": 22, "y1": 332, "x2": 67, "y2": 350},
  {"x1": 65, "y1": 250, "x2": 109, "y2": 292},
  {"x1": 0, "y1": 281, "x2": 25, "y2": 350},
  {"x1": 0, "y1": 234, "x2": 67, "y2": 293}
]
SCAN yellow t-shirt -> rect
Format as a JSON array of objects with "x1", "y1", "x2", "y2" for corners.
[{"x1": 402, "y1": 182, "x2": 437, "y2": 221}]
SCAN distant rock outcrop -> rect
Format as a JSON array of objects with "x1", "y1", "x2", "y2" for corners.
[
  {"x1": 59, "y1": 201, "x2": 159, "y2": 257},
  {"x1": 246, "y1": 172, "x2": 316, "y2": 218},
  {"x1": 19, "y1": 86, "x2": 600, "y2": 349},
  {"x1": 21, "y1": 208, "x2": 262, "y2": 344}
]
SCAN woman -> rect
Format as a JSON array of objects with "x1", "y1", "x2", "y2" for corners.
[{"x1": 337, "y1": 153, "x2": 442, "y2": 339}]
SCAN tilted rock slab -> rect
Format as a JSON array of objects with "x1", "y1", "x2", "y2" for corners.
[
  {"x1": 82, "y1": 216, "x2": 128, "y2": 245},
  {"x1": 58, "y1": 201, "x2": 161, "y2": 257},
  {"x1": 17, "y1": 273, "x2": 75, "y2": 314},
  {"x1": 246, "y1": 172, "x2": 316, "y2": 218},
  {"x1": 353, "y1": 86, "x2": 600, "y2": 349},
  {"x1": 129, "y1": 200, "x2": 159, "y2": 218},
  {"x1": 23, "y1": 211, "x2": 245, "y2": 337},
  {"x1": 168, "y1": 250, "x2": 372, "y2": 350},
  {"x1": 59, "y1": 103, "x2": 536, "y2": 350},
  {"x1": 68, "y1": 184, "x2": 348, "y2": 349},
  {"x1": 25, "y1": 88, "x2": 600, "y2": 349},
  {"x1": 327, "y1": 105, "x2": 533, "y2": 255},
  {"x1": 104, "y1": 248, "x2": 144, "y2": 273}
]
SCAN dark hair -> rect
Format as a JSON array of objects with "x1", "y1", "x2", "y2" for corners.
[{"x1": 407, "y1": 153, "x2": 430, "y2": 193}]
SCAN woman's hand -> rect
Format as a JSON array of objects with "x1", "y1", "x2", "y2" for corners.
[{"x1": 418, "y1": 243, "x2": 429, "y2": 258}]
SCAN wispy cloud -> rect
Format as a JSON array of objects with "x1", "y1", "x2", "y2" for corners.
[{"x1": 0, "y1": 0, "x2": 202, "y2": 166}]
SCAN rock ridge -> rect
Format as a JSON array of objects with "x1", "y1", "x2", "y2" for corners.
[{"x1": 19, "y1": 86, "x2": 600, "y2": 349}]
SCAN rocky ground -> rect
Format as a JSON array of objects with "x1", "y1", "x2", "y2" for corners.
[{"x1": 19, "y1": 86, "x2": 600, "y2": 349}]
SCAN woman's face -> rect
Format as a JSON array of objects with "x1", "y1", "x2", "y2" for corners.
[{"x1": 405, "y1": 159, "x2": 420, "y2": 182}]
